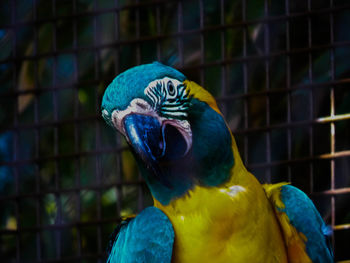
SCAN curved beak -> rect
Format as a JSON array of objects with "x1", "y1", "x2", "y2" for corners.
[
  {"x1": 123, "y1": 113, "x2": 191, "y2": 186},
  {"x1": 124, "y1": 114, "x2": 163, "y2": 163}
]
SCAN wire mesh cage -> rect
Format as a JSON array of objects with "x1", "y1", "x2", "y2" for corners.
[{"x1": 0, "y1": 0, "x2": 349, "y2": 262}]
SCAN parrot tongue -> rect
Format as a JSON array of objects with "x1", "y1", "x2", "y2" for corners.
[
  {"x1": 123, "y1": 114, "x2": 189, "y2": 186},
  {"x1": 160, "y1": 123, "x2": 188, "y2": 161}
]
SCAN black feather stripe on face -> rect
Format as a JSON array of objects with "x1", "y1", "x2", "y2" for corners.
[{"x1": 144, "y1": 78, "x2": 190, "y2": 120}]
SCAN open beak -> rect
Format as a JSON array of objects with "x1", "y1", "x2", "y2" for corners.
[{"x1": 122, "y1": 113, "x2": 191, "y2": 187}]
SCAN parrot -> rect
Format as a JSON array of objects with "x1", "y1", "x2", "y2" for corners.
[{"x1": 101, "y1": 62, "x2": 333, "y2": 263}]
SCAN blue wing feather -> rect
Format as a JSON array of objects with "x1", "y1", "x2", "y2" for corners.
[
  {"x1": 107, "y1": 207, "x2": 174, "y2": 263},
  {"x1": 280, "y1": 185, "x2": 333, "y2": 263}
]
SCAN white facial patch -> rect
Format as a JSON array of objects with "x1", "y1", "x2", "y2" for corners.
[
  {"x1": 144, "y1": 77, "x2": 189, "y2": 119},
  {"x1": 110, "y1": 98, "x2": 192, "y2": 155},
  {"x1": 111, "y1": 98, "x2": 157, "y2": 135},
  {"x1": 110, "y1": 77, "x2": 192, "y2": 155},
  {"x1": 145, "y1": 77, "x2": 184, "y2": 101}
]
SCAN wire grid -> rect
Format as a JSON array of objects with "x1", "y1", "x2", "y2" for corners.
[{"x1": 0, "y1": 0, "x2": 349, "y2": 262}]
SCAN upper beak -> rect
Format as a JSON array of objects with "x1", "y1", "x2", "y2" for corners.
[{"x1": 123, "y1": 114, "x2": 163, "y2": 163}]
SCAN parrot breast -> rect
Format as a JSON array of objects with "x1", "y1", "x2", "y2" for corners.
[{"x1": 154, "y1": 170, "x2": 289, "y2": 263}]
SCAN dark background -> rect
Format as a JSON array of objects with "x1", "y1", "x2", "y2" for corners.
[{"x1": 0, "y1": 0, "x2": 349, "y2": 262}]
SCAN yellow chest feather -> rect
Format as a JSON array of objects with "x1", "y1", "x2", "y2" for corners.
[{"x1": 154, "y1": 182, "x2": 288, "y2": 263}]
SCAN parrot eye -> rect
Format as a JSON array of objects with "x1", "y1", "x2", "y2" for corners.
[
  {"x1": 167, "y1": 81, "x2": 176, "y2": 97},
  {"x1": 144, "y1": 77, "x2": 189, "y2": 119}
]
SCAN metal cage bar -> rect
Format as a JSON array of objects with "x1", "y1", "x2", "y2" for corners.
[{"x1": 0, "y1": 0, "x2": 349, "y2": 262}]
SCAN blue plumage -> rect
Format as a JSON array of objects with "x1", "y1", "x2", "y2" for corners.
[
  {"x1": 102, "y1": 63, "x2": 333, "y2": 262},
  {"x1": 102, "y1": 62, "x2": 186, "y2": 115},
  {"x1": 107, "y1": 207, "x2": 174, "y2": 263},
  {"x1": 189, "y1": 99, "x2": 234, "y2": 186},
  {"x1": 280, "y1": 185, "x2": 334, "y2": 263}
]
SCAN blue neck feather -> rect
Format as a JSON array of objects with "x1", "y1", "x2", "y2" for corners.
[{"x1": 141, "y1": 98, "x2": 234, "y2": 205}]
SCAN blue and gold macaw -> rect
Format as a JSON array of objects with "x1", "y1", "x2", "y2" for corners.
[{"x1": 101, "y1": 62, "x2": 333, "y2": 263}]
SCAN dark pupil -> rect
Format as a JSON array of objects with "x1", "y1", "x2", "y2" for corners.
[{"x1": 168, "y1": 82, "x2": 175, "y2": 95}]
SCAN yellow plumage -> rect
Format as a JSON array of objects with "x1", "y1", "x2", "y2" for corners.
[
  {"x1": 264, "y1": 184, "x2": 312, "y2": 263},
  {"x1": 102, "y1": 63, "x2": 331, "y2": 263},
  {"x1": 154, "y1": 82, "x2": 312, "y2": 262},
  {"x1": 153, "y1": 82, "x2": 284, "y2": 262},
  {"x1": 154, "y1": 162, "x2": 288, "y2": 262}
]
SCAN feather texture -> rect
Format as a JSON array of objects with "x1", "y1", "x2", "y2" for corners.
[
  {"x1": 107, "y1": 207, "x2": 174, "y2": 263},
  {"x1": 264, "y1": 184, "x2": 334, "y2": 263},
  {"x1": 102, "y1": 62, "x2": 333, "y2": 263}
]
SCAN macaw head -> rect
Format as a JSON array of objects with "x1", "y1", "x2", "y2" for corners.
[{"x1": 102, "y1": 62, "x2": 238, "y2": 205}]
